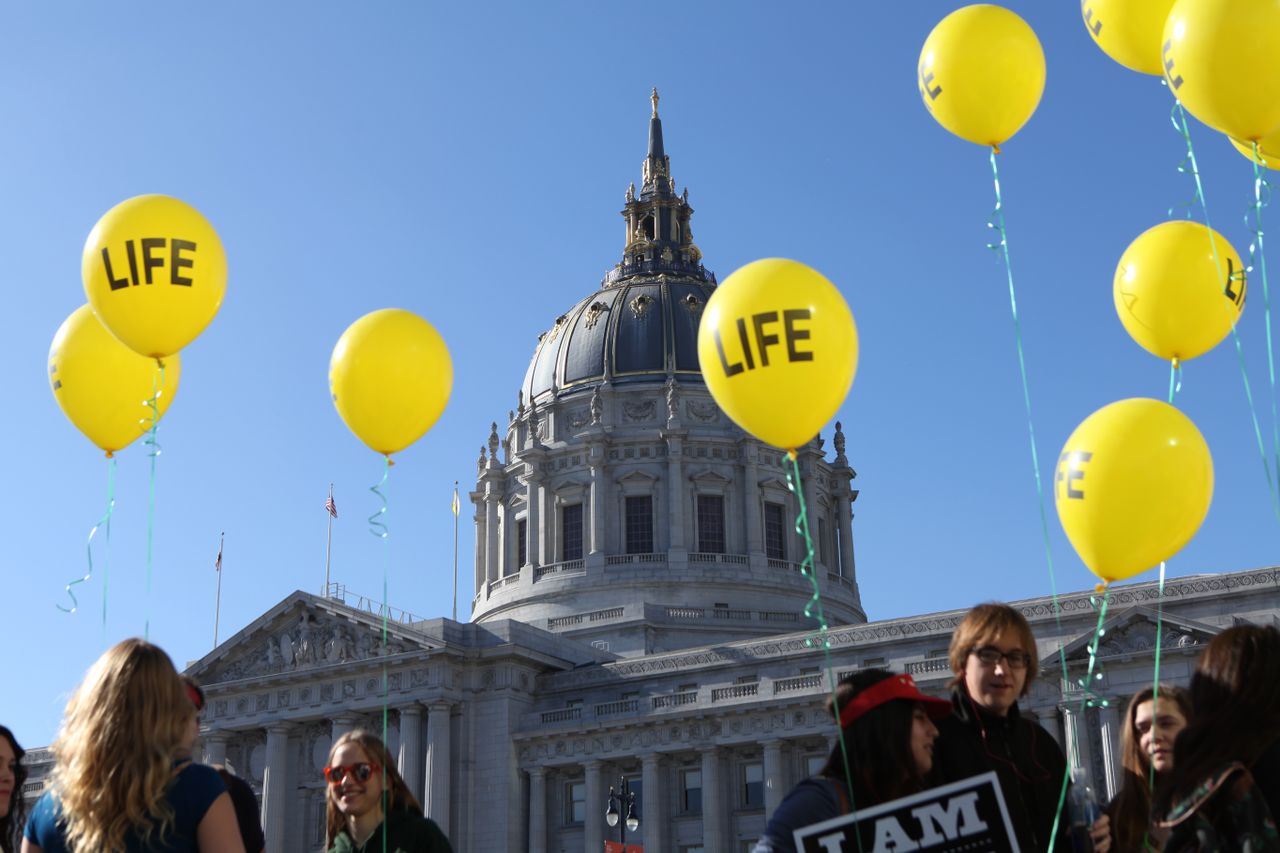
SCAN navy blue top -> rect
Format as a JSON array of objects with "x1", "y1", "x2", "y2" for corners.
[
  {"x1": 753, "y1": 777, "x2": 845, "y2": 853},
  {"x1": 26, "y1": 762, "x2": 226, "y2": 852}
]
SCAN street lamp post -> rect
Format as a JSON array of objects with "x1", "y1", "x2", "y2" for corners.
[{"x1": 604, "y1": 775, "x2": 640, "y2": 845}]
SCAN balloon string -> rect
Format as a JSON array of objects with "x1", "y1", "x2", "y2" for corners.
[
  {"x1": 784, "y1": 450, "x2": 862, "y2": 853},
  {"x1": 1141, "y1": 562, "x2": 1168, "y2": 853},
  {"x1": 1168, "y1": 97, "x2": 1280, "y2": 522},
  {"x1": 369, "y1": 454, "x2": 391, "y2": 838},
  {"x1": 1248, "y1": 142, "x2": 1280, "y2": 494},
  {"x1": 143, "y1": 361, "x2": 166, "y2": 641},
  {"x1": 990, "y1": 147, "x2": 1076, "y2": 853},
  {"x1": 987, "y1": 149, "x2": 1072, "y2": 686},
  {"x1": 58, "y1": 457, "x2": 117, "y2": 629}
]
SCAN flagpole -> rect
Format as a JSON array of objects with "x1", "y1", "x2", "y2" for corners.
[
  {"x1": 213, "y1": 532, "x2": 224, "y2": 648},
  {"x1": 324, "y1": 483, "x2": 335, "y2": 597},
  {"x1": 458, "y1": 479, "x2": 463, "y2": 617}
]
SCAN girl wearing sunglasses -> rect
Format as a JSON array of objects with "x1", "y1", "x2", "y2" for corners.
[{"x1": 323, "y1": 731, "x2": 453, "y2": 852}]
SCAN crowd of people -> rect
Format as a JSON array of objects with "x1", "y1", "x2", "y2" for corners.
[
  {"x1": 755, "y1": 604, "x2": 1280, "y2": 853},
  {"x1": 3, "y1": 605, "x2": 1278, "y2": 852},
  {"x1": 1, "y1": 638, "x2": 452, "y2": 853}
]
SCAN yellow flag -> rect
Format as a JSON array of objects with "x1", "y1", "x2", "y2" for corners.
[{"x1": 451, "y1": 484, "x2": 460, "y2": 516}]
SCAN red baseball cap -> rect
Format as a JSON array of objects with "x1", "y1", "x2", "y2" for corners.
[{"x1": 838, "y1": 673, "x2": 952, "y2": 729}]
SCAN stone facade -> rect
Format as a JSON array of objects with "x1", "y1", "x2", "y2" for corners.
[{"x1": 21, "y1": 95, "x2": 1280, "y2": 853}]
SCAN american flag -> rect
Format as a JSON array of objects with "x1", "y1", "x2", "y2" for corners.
[
  {"x1": 215, "y1": 534, "x2": 224, "y2": 572},
  {"x1": 325, "y1": 490, "x2": 338, "y2": 518}
]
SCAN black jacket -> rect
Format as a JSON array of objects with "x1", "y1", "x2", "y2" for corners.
[{"x1": 933, "y1": 687, "x2": 1070, "y2": 853}]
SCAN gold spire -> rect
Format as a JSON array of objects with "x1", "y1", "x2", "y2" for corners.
[{"x1": 651, "y1": 87, "x2": 660, "y2": 118}]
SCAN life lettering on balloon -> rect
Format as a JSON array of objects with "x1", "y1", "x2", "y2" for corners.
[
  {"x1": 918, "y1": 62, "x2": 942, "y2": 101},
  {"x1": 1056, "y1": 451, "x2": 1093, "y2": 500},
  {"x1": 1162, "y1": 39, "x2": 1183, "y2": 89},
  {"x1": 1224, "y1": 256, "x2": 1247, "y2": 308},
  {"x1": 713, "y1": 308, "x2": 813, "y2": 378},
  {"x1": 101, "y1": 238, "x2": 198, "y2": 291},
  {"x1": 1081, "y1": 2, "x2": 1101, "y2": 37}
]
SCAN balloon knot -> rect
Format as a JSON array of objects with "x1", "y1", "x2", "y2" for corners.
[
  {"x1": 991, "y1": 144, "x2": 1001, "y2": 155},
  {"x1": 387, "y1": 457, "x2": 396, "y2": 467},
  {"x1": 155, "y1": 357, "x2": 166, "y2": 369},
  {"x1": 1095, "y1": 582, "x2": 1109, "y2": 594},
  {"x1": 1171, "y1": 357, "x2": 1180, "y2": 369},
  {"x1": 786, "y1": 449, "x2": 798, "y2": 461},
  {"x1": 104, "y1": 450, "x2": 114, "y2": 459}
]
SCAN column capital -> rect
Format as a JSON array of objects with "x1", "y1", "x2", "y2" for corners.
[
  {"x1": 583, "y1": 758, "x2": 605, "y2": 771},
  {"x1": 528, "y1": 766, "x2": 548, "y2": 780},
  {"x1": 426, "y1": 700, "x2": 453, "y2": 715},
  {"x1": 399, "y1": 703, "x2": 424, "y2": 718},
  {"x1": 266, "y1": 722, "x2": 294, "y2": 736}
]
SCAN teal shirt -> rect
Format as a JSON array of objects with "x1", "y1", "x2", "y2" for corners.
[{"x1": 328, "y1": 810, "x2": 453, "y2": 853}]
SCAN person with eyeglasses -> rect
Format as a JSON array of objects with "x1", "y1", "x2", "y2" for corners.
[
  {"x1": 933, "y1": 603, "x2": 1073, "y2": 853},
  {"x1": 323, "y1": 730, "x2": 452, "y2": 853}
]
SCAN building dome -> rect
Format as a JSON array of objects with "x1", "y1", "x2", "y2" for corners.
[
  {"x1": 521, "y1": 276, "x2": 716, "y2": 404},
  {"x1": 470, "y1": 91, "x2": 864, "y2": 655}
]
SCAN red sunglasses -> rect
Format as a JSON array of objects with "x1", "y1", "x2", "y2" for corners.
[{"x1": 323, "y1": 762, "x2": 381, "y2": 785}]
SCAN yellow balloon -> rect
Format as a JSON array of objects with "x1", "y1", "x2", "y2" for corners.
[
  {"x1": 1163, "y1": 0, "x2": 1280, "y2": 141},
  {"x1": 1081, "y1": 0, "x2": 1177, "y2": 75},
  {"x1": 49, "y1": 305, "x2": 181, "y2": 454},
  {"x1": 918, "y1": 5, "x2": 1046, "y2": 148},
  {"x1": 1056, "y1": 399, "x2": 1212, "y2": 584},
  {"x1": 1114, "y1": 221, "x2": 1244, "y2": 362},
  {"x1": 82, "y1": 195, "x2": 227, "y2": 359},
  {"x1": 1229, "y1": 133, "x2": 1280, "y2": 171},
  {"x1": 696, "y1": 259, "x2": 857, "y2": 450},
  {"x1": 330, "y1": 309, "x2": 453, "y2": 456}
]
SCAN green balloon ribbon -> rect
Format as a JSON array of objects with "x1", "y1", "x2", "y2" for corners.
[
  {"x1": 1247, "y1": 142, "x2": 1280, "y2": 496},
  {"x1": 142, "y1": 361, "x2": 166, "y2": 641},
  {"x1": 1166, "y1": 95, "x2": 1280, "y2": 523},
  {"x1": 58, "y1": 457, "x2": 117, "y2": 639},
  {"x1": 783, "y1": 450, "x2": 863, "y2": 853},
  {"x1": 368, "y1": 456, "x2": 392, "y2": 853}
]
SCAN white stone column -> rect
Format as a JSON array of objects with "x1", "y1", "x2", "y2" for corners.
[
  {"x1": 484, "y1": 483, "x2": 500, "y2": 590},
  {"x1": 473, "y1": 503, "x2": 486, "y2": 599},
  {"x1": 642, "y1": 753, "x2": 664, "y2": 853},
  {"x1": 525, "y1": 469, "x2": 541, "y2": 569},
  {"x1": 398, "y1": 704, "x2": 424, "y2": 803},
  {"x1": 1061, "y1": 705, "x2": 1085, "y2": 779},
  {"x1": 836, "y1": 484, "x2": 855, "y2": 580},
  {"x1": 203, "y1": 732, "x2": 229, "y2": 767},
  {"x1": 742, "y1": 440, "x2": 763, "y2": 556},
  {"x1": 701, "y1": 748, "x2": 724, "y2": 851},
  {"x1": 763, "y1": 739, "x2": 785, "y2": 818},
  {"x1": 585, "y1": 760, "x2": 604, "y2": 853},
  {"x1": 330, "y1": 713, "x2": 361, "y2": 744},
  {"x1": 1099, "y1": 702, "x2": 1122, "y2": 800},
  {"x1": 589, "y1": 452, "x2": 606, "y2": 555},
  {"x1": 262, "y1": 724, "x2": 291, "y2": 853},
  {"x1": 666, "y1": 436, "x2": 685, "y2": 553},
  {"x1": 529, "y1": 767, "x2": 548, "y2": 853},
  {"x1": 425, "y1": 702, "x2": 452, "y2": 836}
]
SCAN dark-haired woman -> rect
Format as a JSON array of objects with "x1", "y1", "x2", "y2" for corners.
[
  {"x1": 0, "y1": 725, "x2": 27, "y2": 853},
  {"x1": 752, "y1": 669, "x2": 951, "y2": 853},
  {"x1": 1156, "y1": 625, "x2": 1280, "y2": 852},
  {"x1": 324, "y1": 730, "x2": 453, "y2": 852},
  {"x1": 1096, "y1": 685, "x2": 1190, "y2": 852}
]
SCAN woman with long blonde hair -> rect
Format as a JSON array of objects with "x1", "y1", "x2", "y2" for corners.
[
  {"x1": 323, "y1": 730, "x2": 451, "y2": 852},
  {"x1": 22, "y1": 638, "x2": 244, "y2": 853}
]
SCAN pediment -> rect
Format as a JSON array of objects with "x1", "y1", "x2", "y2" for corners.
[
  {"x1": 689, "y1": 469, "x2": 732, "y2": 486},
  {"x1": 1055, "y1": 605, "x2": 1219, "y2": 665},
  {"x1": 186, "y1": 591, "x2": 436, "y2": 686},
  {"x1": 616, "y1": 470, "x2": 658, "y2": 486}
]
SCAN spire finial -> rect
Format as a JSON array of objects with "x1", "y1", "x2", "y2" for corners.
[{"x1": 651, "y1": 87, "x2": 659, "y2": 118}]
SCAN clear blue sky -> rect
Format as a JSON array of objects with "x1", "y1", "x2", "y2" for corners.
[{"x1": 4, "y1": 2, "x2": 1277, "y2": 746}]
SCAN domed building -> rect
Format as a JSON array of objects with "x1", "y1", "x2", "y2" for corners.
[
  {"x1": 23, "y1": 93, "x2": 1279, "y2": 853},
  {"x1": 470, "y1": 88, "x2": 864, "y2": 654}
]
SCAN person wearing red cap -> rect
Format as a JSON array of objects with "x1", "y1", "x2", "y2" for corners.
[{"x1": 752, "y1": 669, "x2": 952, "y2": 852}]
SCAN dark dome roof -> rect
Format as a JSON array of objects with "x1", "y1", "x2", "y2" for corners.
[{"x1": 522, "y1": 275, "x2": 717, "y2": 402}]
